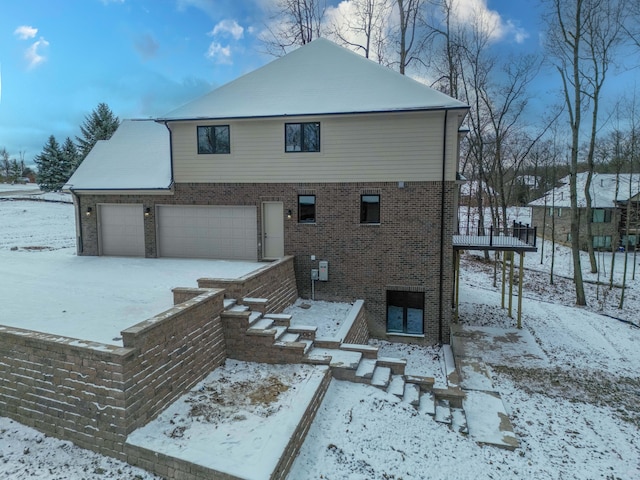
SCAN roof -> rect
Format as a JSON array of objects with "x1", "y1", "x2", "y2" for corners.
[
  {"x1": 64, "y1": 119, "x2": 171, "y2": 191},
  {"x1": 528, "y1": 172, "x2": 640, "y2": 208},
  {"x1": 160, "y1": 38, "x2": 468, "y2": 121}
]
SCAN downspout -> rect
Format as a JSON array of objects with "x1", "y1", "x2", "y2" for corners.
[
  {"x1": 438, "y1": 110, "x2": 449, "y2": 345},
  {"x1": 69, "y1": 188, "x2": 83, "y2": 255},
  {"x1": 161, "y1": 121, "x2": 175, "y2": 188}
]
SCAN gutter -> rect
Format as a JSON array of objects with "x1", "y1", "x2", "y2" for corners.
[
  {"x1": 438, "y1": 110, "x2": 449, "y2": 345},
  {"x1": 69, "y1": 188, "x2": 83, "y2": 255}
]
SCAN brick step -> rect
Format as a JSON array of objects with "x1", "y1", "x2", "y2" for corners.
[
  {"x1": 242, "y1": 297, "x2": 268, "y2": 314},
  {"x1": 371, "y1": 366, "x2": 391, "y2": 389},
  {"x1": 273, "y1": 325, "x2": 288, "y2": 340},
  {"x1": 223, "y1": 298, "x2": 237, "y2": 310},
  {"x1": 402, "y1": 382, "x2": 420, "y2": 407},
  {"x1": 340, "y1": 343, "x2": 379, "y2": 359},
  {"x1": 387, "y1": 375, "x2": 405, "y2": 398},
  {"x1": 355, "y1": 358, "x2": 377, "y2": 380},
  {"x1": 276, "y1": 331, "x2": 299, "y2": 343},
  {"x1": 286, "y1": 325, "x2": 317, "y2": 341},
  {"x1": 263, "y1": 313, "x2": 293, "y2": 327},
  {"x1": 247, "y1": 318, "x2": 274, "y2": 333},
  {"x1": 305, "y1": 348, "x2": 362, "y2": 369},
  {"x1": 248, "y1": 311, "x2": 263, "y2": 326},
  {"x1": 377, "y1": 356, "x2": 407, "y2": 376},
  {"x1": 435, "y1": 398, "x2": 452, "y2": 425},
  {"x1": 228, "y1": 304, "x2": 250, "y2": 313}
]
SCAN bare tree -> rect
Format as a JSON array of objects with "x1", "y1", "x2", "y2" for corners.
[
  {"x1": 395, "y1": 0, "x2": 426, "y2": 74},
  {"x1": 327, "y1": 0, "x2": 391, "y2": 62},
  {"x1": 261, "y1": 0, "x2": 328, "y2": 56},
  {"x1": 542, "y1": 0, "x2": 626, "y2": 305}
]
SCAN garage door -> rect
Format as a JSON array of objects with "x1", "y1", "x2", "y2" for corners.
[
  {"x1": 98, "y1": 204, "x2": 145, "y2": 256},
  {"x1": 157, "y1": 205, "x2": 257, "y2": 260}
]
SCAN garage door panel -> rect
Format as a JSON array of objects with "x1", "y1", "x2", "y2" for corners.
[
  {"x1": 157, "y1": 206, "x2": 257, "y2": 260},
  {"x1": 99, "y1": 204, "x2": 145, "y2": 257}
]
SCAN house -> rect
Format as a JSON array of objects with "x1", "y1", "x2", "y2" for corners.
[
  {"x1": 529, "y1": 172, "x2": 640, "y2": 251},
  {"x1": 65, "y1": 38, "x2": 470, "y2": 345}
]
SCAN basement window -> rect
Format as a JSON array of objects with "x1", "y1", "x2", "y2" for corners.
[
  {"x1": 360, "y1": 195, "x2": 380, "y2": 224},
  {"x1": 197, "y1": 126, "x2": 230, "y2": 154},
  {"x1": 298, "y1": 195, "x2": 316, "y2": 223},
  {"x1": 386, "y1": 290, "x2": 424, "y2": 335}
]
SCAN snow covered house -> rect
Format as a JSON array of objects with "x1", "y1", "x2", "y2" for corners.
[
  {"x1": 65, "y1": 38, "x2": 470, "y2": 345},
  {"x1": 529, "y1": 172, "x2": 640, "y2": 251}
]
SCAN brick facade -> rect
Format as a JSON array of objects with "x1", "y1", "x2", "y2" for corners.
[{"x1": 78, "y1": 181, "x2": 456, "y2": 345}]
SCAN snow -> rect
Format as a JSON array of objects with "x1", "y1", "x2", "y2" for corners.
[
  {"x1": 162, "y1": 38, "x2": 466, "y2": 121},
  {"x1": 0, "y1": 199, "x2": 264, "y2": 344},
  {"x1": 284, "y1": 298, "x2": 352, "y2": 338},
  {"x1": 1, "y1": 199, "x2": 639, "y2": 479},
  {"x1": 64, "y1": 119, "x2": 171, "y2": 191}
]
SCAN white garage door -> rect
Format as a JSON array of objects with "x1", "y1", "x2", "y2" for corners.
[
  {"x1": 98, "y1": 204, "x2": 145, "y2": 256},
  {"x1": 157, "y1": 205, "x2": 257, "y2": 260}
]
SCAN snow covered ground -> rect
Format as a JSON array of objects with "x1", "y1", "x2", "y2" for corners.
[{"x1": 1, "y1": 198, "x2": 639, "y2": 479}]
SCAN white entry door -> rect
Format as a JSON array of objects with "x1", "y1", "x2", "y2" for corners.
[
  {"x1": 262, "y1": 202, "x2": 284, "y2": 259},
  {"x1": 157, "y1": 205, "x2": 257, "y2": 260}
]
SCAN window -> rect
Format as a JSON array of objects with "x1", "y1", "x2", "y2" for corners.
[
  {"x1": 592, "y1": 235, "x2": 612, "y2": 250},
  {"x1": 197, "y1": 126, "x2": 230, "y2": 154},
  {"x1": 285, "y1": 123, "x2": 320, "y2": 152},
  {"x1": 386, "y1": 290, "x2": 424, "y2": 335},
  {"x1": 360, "y1": 195, "x2": 380, "y2": 224},
  {"x1": 547, "y1": 207, "x2": 553, "y2": 217},
  {"x1": 592, "y1": 209, "x2": 612, "y2": 223},
  {"x1": 557, "y1": 208, "x2": 562, "y2": 217},
  {"x1": 298, "y1": 195, "x2": 316, "y2": 223}
]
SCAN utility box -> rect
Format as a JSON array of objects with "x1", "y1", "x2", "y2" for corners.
[
  {"x1": 311, "y1": 269, "x2": 319, "y2": 280},
  {"x1": 318, "y1": 260, "x2": 328, "y2": 281}
]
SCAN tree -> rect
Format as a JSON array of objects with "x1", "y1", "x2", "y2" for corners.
[
  {"x1": 0, "y1": 148, "x2": 9, "y2": 181},
  {"x1": 261, "y1": 0, "x2": 327, "y2": 56},
  {"x1": 542, "y1": 0, "x2": 627, "y2": 305},
  {"x1": 62, "y1": 137, "x2": 81, "y2": 177},
  {"x1": 395, "y1": 0, "x2": 426, "y2": 74},
  {"x1": 76, "y1": 103, "x2": 119, "y2": 161},
  {"x1": 34, "y1": 136, "x2": 66, "y2": 192}
]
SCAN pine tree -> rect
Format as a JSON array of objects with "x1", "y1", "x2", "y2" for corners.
[
  {"x1": 76, "y1": 103, "x2": 120, "y2": 161},
  {"x1": 34, "y1": 135, "x2": 66, "y2": 192},
  {"x1": 61, "y1": 136, "x2": 81, "y2": 178}
]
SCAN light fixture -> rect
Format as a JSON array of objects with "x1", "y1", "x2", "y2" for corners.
[
  {"x1": 85, "y1": 207, "x2": 92, "y2": 217},
  {"x1": 287, "y1": 209, "x2": 292, "y2": 220},
  {"x1": 144, "y1": 207, "x2": 151, "y2": 217}
]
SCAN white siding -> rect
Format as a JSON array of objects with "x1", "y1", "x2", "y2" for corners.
[{"x1": 170, "y1": 111, "x2": 462, "y2": 183}]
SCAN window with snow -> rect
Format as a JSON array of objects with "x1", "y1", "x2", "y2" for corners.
[
  {"x1": 197, "y1": 125, "x2": 230, "y2": 154},
  {"x1": 386, "y1": 290, "x2": 424, "y2": 335},
  {"x1": 360, "y1": 194, "x2": 380, "y2": 224},
  {"x1": 285, "y1": 123, "x2": 320, "y2": 152}
]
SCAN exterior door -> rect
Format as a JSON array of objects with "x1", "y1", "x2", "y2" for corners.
[{"x1": 262, "y1": 202, "x2": 284, "y2": 259}]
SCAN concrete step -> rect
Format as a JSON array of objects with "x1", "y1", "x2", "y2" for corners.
[
  {"x1": 229, "y1": 304, "x2": 250, "y2": 313},
  {"x1": 276, "y1": 332, "x2": 300, "y2": 343},
  {"x1": 442, "y1": 344, "x2": 460, "y2": 388},
  {"x1": 387, "y1": 375, "x2": 405, "y2": 398},
  {"x1": 418, "y1": 391, "x2": 436, "y2": 416},
  {"x1": 463, "y1": 390, "x2": 519, "y2": 450},
  {"x1": 248, "y1": 311, "x2": 263, "y2": 326},
  {"x1": 223, "y1": 298, "x2": 237, "y2": 310},
  {"x1": 247, "y1": 318, "x2": 274, "y2": 332},
  {"x1": 340, "y1": 344, "x2": 379, "y2": 359},
  {"x1": 403, "y1": 382, "x2": 420, "y2": 407},
  {"x1": 377, "y1": 356, "x2": 407, "y2": 375},
  {"x1": 435, "y1": 398, "x2": 452, "y2": 425},
  {"x1": 458, "y1": 356, "x2": 494, "y2": 391},
  {"x1": 451, "y1": 408, "x2": 469, "y2": 435},
  {"x1": 305, "y1": 348, "x2": 362, "y2": 369},
  {"x1": 371, "y1": 366, "x2": 391, "y2": 389},
  {"x1": 263, "y1": 313, "x2": 292, "y2": 327},
  {"x1": 242, "y1": 297, "x2": 268, "y2": 314},
  {"x1": 272, "y1": 325, "x2": 288, "y2": 340},
  {"x1": 355, "y1": 359, "x2": 377, "y2": 380},
  {"x1": 300, "y1": 339, "x2": 314, "y2": 355}
]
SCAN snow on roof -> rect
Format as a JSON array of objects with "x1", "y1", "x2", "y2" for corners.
[
  {"x1": 64, "y1": 119, "x2": 171, "y2": 191},
  {"x1": 160, "y1": 38, "x2": 468, "y2": 121},
  {"x1": 528, "y1": 172, "x2": 640, "y2": 208}
]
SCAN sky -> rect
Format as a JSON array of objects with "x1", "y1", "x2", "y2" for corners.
[{"x1": 0, "y1": 0, "x2": 633, "y2": 164}]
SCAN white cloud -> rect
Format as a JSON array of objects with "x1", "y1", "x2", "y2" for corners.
[
  {"x1": 14, "y1": 25, "x2": 38, "y2": 40},
  {"x1": 206, "y1": 42, "x2": 232, "y2": 64},
  {"x1": 210, "y1": 19, "x2": 244, "y2": 40},
  {"x1": 25, "y1": 37, "x2": 49, "y2": 69},
  {"x1": 450, "y1": 0, "x2": 528, "y2": 44}
]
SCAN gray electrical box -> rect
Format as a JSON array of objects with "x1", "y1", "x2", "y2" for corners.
[
  {"x1": 311, "y1": 269, "x2": 319, "y2": 280},
  {"x1": 318, "y1": 261, "x2": 328, "y2": 281}
]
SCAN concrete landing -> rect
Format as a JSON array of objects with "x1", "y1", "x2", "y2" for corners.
[{"x1": 463, "y1": 390, "x2": 519, "y2": 450}]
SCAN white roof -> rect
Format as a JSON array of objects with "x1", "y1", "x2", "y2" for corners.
[
  {"x1": 161, "y1": 38, "x2": 468, "y2": 121},
  {"x1": 64, "y1": 120, "x2": 171, "y2": 191},
  {"x1": 528, "y1": 172, "x2": 640, "y2": 208}
]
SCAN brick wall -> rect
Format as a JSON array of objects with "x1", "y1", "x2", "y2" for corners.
[
  {"x1": 0, "y1": 288, "x2": 228, "y2": 461},
  {"x1": 335, "y1": 300, "x2": 369, "y2": 345},
  {"x1": 198, "y1": 255, "x2": 298, "y2": 314},
  {"x1": 78, "y1": 181, "x2": 456, "y2": 345}
]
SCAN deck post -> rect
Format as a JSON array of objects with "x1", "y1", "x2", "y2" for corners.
[
  {"x1": 501, "y1": 251, "x2": 507, "y2": 309},
  {"x1": 489, "y1": 225, "x2": 493, "y2": 246},
  {"x1": 508, "y1": 251, "x2": 514, "y2": 318},
  {"x1": 454, "y1": 250, "x2": 460, "y2": 323},
  {"x1": 517, "y1": 251, "x2": 524, "y2": 328}
]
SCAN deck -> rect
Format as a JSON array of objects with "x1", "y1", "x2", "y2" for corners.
[{"x1": 453, "y1": 221, "x2": 537, "y2": 252}]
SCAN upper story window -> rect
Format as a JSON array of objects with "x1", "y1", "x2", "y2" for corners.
[
  {"x1": 197, "y1": 125, "x2": 230, "y2": 154},
  {"x1": 285, "y1": 123, "x2": 320, "y2": 152},
  {"x1": 360, "y1": 194, "x2": 380, "y2": 224},
  {"x1": 592, "y1": 208, "x2": 612, "y2": 223},
  {"x1": 298, "y1": 195, "x2": 316, "y2": 223}
]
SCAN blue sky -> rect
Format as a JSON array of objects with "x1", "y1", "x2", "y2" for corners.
[{"x1": 0, "y1": 0, "x2": 627, "y2": 163}]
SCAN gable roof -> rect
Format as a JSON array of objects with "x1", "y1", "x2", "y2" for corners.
[
  {"x1": 160, "y1": 38, "x2": 468, "y2": 121},
  {"x1": 64, "y1": 119, "x2": 171, "y2": 191},
  {"x1": 528, "y1": 172, "x2": 640, "y2": 208}
]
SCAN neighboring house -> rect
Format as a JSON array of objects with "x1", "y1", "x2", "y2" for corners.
[
  {"x1": 65, "y1": 38, "x2": 470, "y2": 345},
  {"x1": 529, "y1": 172, "x2": 640, "y2": 251}
]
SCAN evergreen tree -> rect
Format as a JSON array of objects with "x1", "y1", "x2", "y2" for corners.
[
  {"x1": 61, "y1": 136, "x2": 81, "y2": 177},
  {"x1": 9, "y1": 159, "x2": 22, "y2": 183},
  {"x1": 34, "y1": 135, "x2": 66, "y2": 192},
  {"x1": 76, "y1": 102, "x2": 119, "y2": 161}
]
